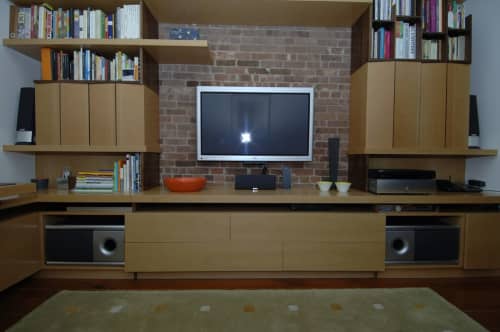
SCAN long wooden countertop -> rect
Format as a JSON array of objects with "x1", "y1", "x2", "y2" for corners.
[{"x1": 6, "y1": 184, "x2": 500, "y2": 205}]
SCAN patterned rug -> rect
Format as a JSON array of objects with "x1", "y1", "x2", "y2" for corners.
[{"x1": 8, "y1": 288, "x2": 487, "y2": 331}]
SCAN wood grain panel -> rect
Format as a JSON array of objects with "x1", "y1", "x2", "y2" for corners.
[
  {"x1": 35, "y1": 83, "x2": 60, "y2": 145},
  {"x1": 89, "y1": 83, "x2": 116, "y2": 146},
  {"x1": 231, "y1": 212, "x2": 384, "y2": 242},
  {"x1": 125, "y1": 241, "x2": 282, "y2": 272},
  {"x1": 60, "y1": 83, "x2": 89, "y2": 145},
  {"x1": 116, "y1": 84, "x2": 145, "y2": 146},
  {"x1": 284, "y1": 242, "x2": 385, "y2": 271},
  {"x1": 143, "y1": 85, "x2": 160, "y2": 151},
  {"x1": 126, "y1": 212, "x2": 230, "y2": 242},
  {"x1": 420, "y1": 63, "x2": 447, "y2": 148},
  {"x1": 349, "y1": 64, "x2": 368, "y2": 152},
  {"x1": 365, "y1": 62, "x2": 395, "y2": 149},
  {"x1": 446, "y1": 64, "x2": 470, "y2": 149},
  {"x1": 464, "y1": 213, "x2": 500, "y2": 269},
  {"x1": 394, "y1": 62, "x2": 421, "y2": 148},
  {"x1": 0, "y1": 213, "x2": 41, "y2": 291}
]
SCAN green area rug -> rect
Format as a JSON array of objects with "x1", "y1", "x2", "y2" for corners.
[{"x1": 8, "y1": 288, "x2": 486, "y2": 332}]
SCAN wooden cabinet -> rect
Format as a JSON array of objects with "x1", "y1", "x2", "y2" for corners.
[
  {"x1": 446, "y1": 63, "x2": 471, "y2": 149},
  {"x1": 464, "y1": 213, "x2": 500, "y2": 269},
  {"x1": 0, "y1": 213, "x2": 42, "y2": 291},
  {"x1": 125, "y1": 212, "x2": 385, "y2": 272},
  {"x1": 35, "y1": 82, "x2": 60, "y2": 145},
  {"x1": 90, "y1": 83, "x2": 116, "y2": 146},
  {"x1": 60, "y1": 83, "x2": 90, "y2": 145},
  {"x1": 394, "y1": 62, "x2": 420, "y2": 148}
]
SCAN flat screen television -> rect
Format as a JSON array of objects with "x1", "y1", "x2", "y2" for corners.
[{"x1": 196, "y1": 86, "x2": 314, "y2": 162}]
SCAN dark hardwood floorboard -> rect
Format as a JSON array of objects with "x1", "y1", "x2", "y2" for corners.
[{"x1": 1, "y1": 277, "x2": 500, "y2": 331}]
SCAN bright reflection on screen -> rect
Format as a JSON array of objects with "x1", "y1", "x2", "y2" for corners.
[{"x1": 241, "y1": 132, "x2": 252, "y2": 144}]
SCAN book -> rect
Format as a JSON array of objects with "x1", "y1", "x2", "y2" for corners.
[{"x1": 40, "y1": 47, "x2": 52, "y2": 80}]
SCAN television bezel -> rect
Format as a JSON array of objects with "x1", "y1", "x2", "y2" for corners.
[{"x1": 196, "y1": 86, "x2": 314, "y2": 162}]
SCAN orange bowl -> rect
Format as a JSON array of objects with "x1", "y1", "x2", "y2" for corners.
[{"x1": 163, "y1": 177, "x2": 207, "y2": 192}]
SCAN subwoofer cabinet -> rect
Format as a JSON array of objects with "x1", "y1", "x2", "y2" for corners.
[
  {"x1": 44, "y1": 215, "x2": 124, "y2": 265},
  {"x1": 385, "y1": 217, "x2": 460, "y2": 264}
]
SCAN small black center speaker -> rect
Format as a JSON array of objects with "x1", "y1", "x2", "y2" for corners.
[
  {"x1": 235, "y1": 175, "x2": 276, "y2": 190},
  {"x1": 15, "y1": 87, "x2": 36, "y2": 145},
  {"x1": 328, "y1": 137, "x2": 340, "y2": 182},
  {"x1": 469, "y1": 95, "x2": 480, "y2": 149}
]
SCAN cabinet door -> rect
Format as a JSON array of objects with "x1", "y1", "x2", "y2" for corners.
[
  {"x1": 116, "y1": 84, "x2": 145, "y2": 147},
  {"x1": 35, "y1": 83, "x2": 60, "y2": 145},
  {"x1": 394, "y1": 62, "x2": 421, "y2": 148},
  {"x1": 90, "y1": 83, "x2": 116, "y2": 146},
  {"x1": 446, "y1": 64, "x2": 470, "y2": 149},
  {"x1": 0, "y1": 213, "x2": 42, "y2": 291},
  {"x1": 464, "y1": 213, "x2": 500, "y2": 269},
  {"x1": 60, "y1": 83, "x2": 89, "y2": 145},
  {"x1": 419, "y1": 64, "x2": 447, "y2": 148}
]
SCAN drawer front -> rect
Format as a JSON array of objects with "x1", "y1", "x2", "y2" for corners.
[
  {"x1": 283, "y1": 242, "x2": 385, "y2": 271},
  {"x1": 126, "y1": 213, "x2": 230, "y2": 242},
  {"x1": 231, "y1": 212, "x2": 384, "y2": 242},
  {"x1": 125, "y1": 241, "x2": 282, "y2": 272}
]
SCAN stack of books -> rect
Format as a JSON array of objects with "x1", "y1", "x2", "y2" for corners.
[
  {"x1": 9, "y1": 4, "x2": 140, "y2": 40},
  {"x1": 373, "y1": 0, "x2": 392, "y2": 21},
  {"x1": 447, "y1": 0, "x2": 466, "y2": 29},
  {"x1": 448, "y1": 36, "x2": 465, "y2": 61},
  {"x1": 422, "y1": 39, "x2": 442, "y2": 60},
  {"x1": 41, "y1": 48, "x2": 139, "y2": 81},
  {"x1": 395, "y1": 22, "x2": 417, "y2": 59},
  {"x1": 73, "y1": 170, "x2": 114, "y2": 193},
  {"x1": 395, "y1": 0, "x2": 414, "y2": 16},
  {"x1": 372, "y1": 27, "x2": 392, "y2": 59},
  {"x1": 422, "y1": 0, "x2": 444, "y2": 33},
  {"x1": 114, "y1": 153, "x2": 142, "y2": 193}
]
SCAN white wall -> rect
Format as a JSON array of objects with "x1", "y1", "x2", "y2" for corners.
[
  {"x1": 465, "y1": 0, "x2": 500, "y2": 190},
  {"x1": 0, "y1": 0, "x2": 39, "y2": 182}
]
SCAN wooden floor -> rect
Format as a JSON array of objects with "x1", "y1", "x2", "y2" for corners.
[{"x1": 1, "y1": 277, "x2": 500, "y2": 331}]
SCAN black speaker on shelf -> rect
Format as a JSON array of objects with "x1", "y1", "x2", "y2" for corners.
[
  {"x1": 468, "y1": 94, "x2": 480, "y2": 149},
  {"x1": 15, "y1": 87, "x2": 36, "y2": 145},
  {"x1": 328, "y1": 137, "x2": 340, "y2": 182},
  {"x1": 235, "y1": 175, "x2": 276, "y2": 190}
]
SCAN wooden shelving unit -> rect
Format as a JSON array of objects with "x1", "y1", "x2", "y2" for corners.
[
  {"x1": 2, "y1": 39, "x2": 211, "y2": 65},
  {"x1": 348, "y1": 148, "x2": 498, "y2": 157}
]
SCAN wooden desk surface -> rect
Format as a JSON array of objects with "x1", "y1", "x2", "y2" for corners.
[{"x1": 30, "y1": 184, "x2": 500, "y2": 205}]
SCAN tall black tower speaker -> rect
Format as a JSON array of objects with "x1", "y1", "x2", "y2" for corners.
[
  {"x1": 328, "y1": 137, "x2": 340, "y2": 182},
  {"x1": 15, "y1": 87, "x2": 36, "y2": 145},
  {"x1": 468, "y1": 95, "x2": 480, "y2": 149}
]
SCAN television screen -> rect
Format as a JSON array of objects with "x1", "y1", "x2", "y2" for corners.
[{"x1": 197, "y1": 86, "x2": 314, "y2": 161}]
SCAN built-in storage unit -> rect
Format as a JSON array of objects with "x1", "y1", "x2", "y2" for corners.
[
  {"x1": 464, "y1": 213, "x2": 500, "y2": 270},
  {"x1": 0, "y1": 213, "x2": 41, "y2": 291},
  {"x1": 125, "y1": 211, "x2": 385, "y2": 272}
]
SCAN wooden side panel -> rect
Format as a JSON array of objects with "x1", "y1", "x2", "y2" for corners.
[
  {"x1": 351, "y1": 7, "x2": 371, "y2": 73},
  {"x1": 420, "y1": 64, "x2": 447, "y2": 148},
  {"x1": 35, "y1": 83, "x2": 60, "y2": 145},
  {"x1": 60, "y1": 83, "x2": 89, "y2": 145},
  {"x1": 0, "y1": 213, "x2": 41, "y2": 291},
  {"x1": 89, "y1": 83, "x2": 116, "y2": 146},
  {"x1": 284, "y1": 242, "x2": 385, "y2": 271},
  {"x1": 126, "y1": 213, "x2": 230, "y2": 242},
  {"x1": 116, "y1": 84, "x2": 145, "y2": 146},
  {"x1": 125, "y1": 241, "x2": 282, "y2": 272},
  {"x1": 446, "y1": 64, "x2": 470, "y2": 149},
  {"x1": 365, "y1": 62, "x2": 395, "y2": 150},
  {"x1": 464, "y1": 213, "x2": 500, "y2": 269},
  {"x1": 349, "y1": 64, "x2": 368, "y2": 152},
  {"x1": 394, "y1": 62, "x2": 421, "y2": 148},
  {"x1": 231, "y1": 213, "x2": 384, "y2": 242}
]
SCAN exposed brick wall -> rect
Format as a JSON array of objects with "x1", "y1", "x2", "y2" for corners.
[{"x1": 159, "y1": 24, "x2": 351, "y2": 185}]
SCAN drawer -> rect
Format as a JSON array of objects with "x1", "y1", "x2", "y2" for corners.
[
  {"x1": 125, "y1": 212, "x2": 230, "y2": 243},
  {"x1": 125, "y1": 241, "x2": 282, "y2": 272},
  {"x1": 283, "y1": 241, "x2": 385, "y2": 271},
  {"x1": 231, "y1": 212, "x2": 384, "y2": 242}
]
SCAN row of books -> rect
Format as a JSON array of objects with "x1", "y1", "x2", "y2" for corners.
[
  {"x1": 113, "y1": 154, "x2": 142, "y2": 193},
  {"x1": 448, "y1": 36, "x2": 466, "y2": 61},
  {"x1": 421, "y1": 0, "x2": 444, "y2": 33},
  {"x1": 41, "y1": 48, "x2": 139, "y2": 81},
  {"x1": 447, "y1": 0, "x2": 466, "y2": 29},
  {"x1": 422, "y1": 39, "x2": 442, "y2": 60},
  {"x1": 372, "y1": 27, "x2": 392, "y2": 59},
  {"x1": 395, "y1": 0, "x2": 414, "y2": 16},
  {"x1": 373, "y1": 0, "x2": 393, "y2": 21},
  {"x1": 9, "y1": 4, "x2": 140, "y2": 40},
  {"x1": 394, "y1": 22, "x2": 417, "y2": 59},
  {"x1": 72, "y1": 154, "x2": 143, "y2": 193}
]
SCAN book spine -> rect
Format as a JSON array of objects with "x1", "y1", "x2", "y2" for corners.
[{"x1": 9, "y1": 5, "x2": 18, "y2": 39}]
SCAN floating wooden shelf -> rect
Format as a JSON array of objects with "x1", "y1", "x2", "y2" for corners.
[
  {"x1": 2, "y1": 39, "x2": 211, "y2": 65},
  {"x1": 348, "y1": 148, "x2": 498, "y2": 157},
  {"x1": 2, "y1": 145, "x2": 161, "y2": 153},
  {"x1": 0, "y1": 183, "x2": 36, "y2": 199}
]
